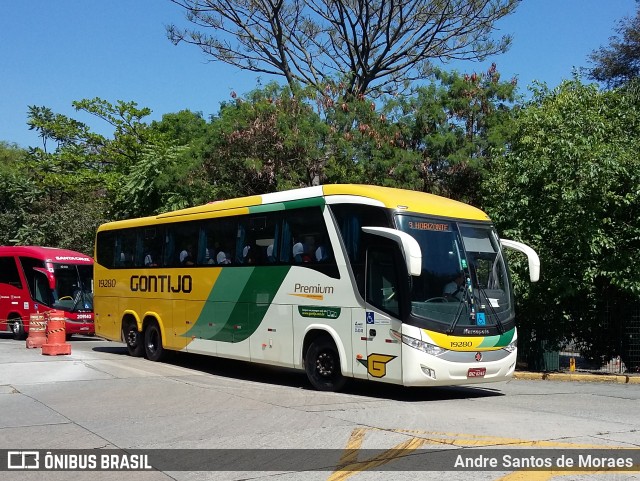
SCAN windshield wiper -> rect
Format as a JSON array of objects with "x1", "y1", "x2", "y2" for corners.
[
  {"x1": 478, "y1": 286, "x2": 504, "y2": 334},
  {"x1": 446, "y1": 281, "x2": 472, "y2": 334}
]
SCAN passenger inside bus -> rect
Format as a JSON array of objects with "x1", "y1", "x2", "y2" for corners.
[
  {"x1": 315, "y1": 245, "x2": 328, "y2": 262},
  {"x1": 443, "y1": 271, "x2": 465, "y2": 301},
  {"x1": 144, "y1": 252, "x2": 159, "y2": 267},
  {"x1": 180, "y1": 245, "x2": 195, "y2": 266},
  {"x1": 266, "y1": 244, "x2": 275, "y2": 263},
  {"x1": 242, "y1": 245, "x2": 254, "y2": 264},
  {"x1": 294, "y1": 236, "x2": 318, "y2": 263},
  {"x1": 216, "y1": 248, "x2": 232, "y2": 264},
  {"x1": 293, "y1": 242, "x2": 304, "y2": 262}
]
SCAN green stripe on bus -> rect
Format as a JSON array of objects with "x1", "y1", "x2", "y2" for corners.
[
  {"x1": 187, "y1": 266, "x2": 290, "y2": 342},
  {"x1": 248, "y1": 203, "x2": 286, "y2": 214},
  {"x1": 478, "y1": 328, "x2": 515, "y2": 348},
  {"x1": 247, "y1": 197, "x2": 325, "y2": 215},
  {"x1": 281, "y1": 197, "x2": 325, "y2": 210}
]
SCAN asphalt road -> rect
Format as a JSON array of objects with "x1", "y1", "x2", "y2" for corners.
[{"x1": 1, "y1": 335, "x2": 639, "y2": 481}]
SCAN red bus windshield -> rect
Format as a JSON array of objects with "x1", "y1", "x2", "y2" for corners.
[{"x1": 21, "y1": 258, "x2": 94, "y2": 312}]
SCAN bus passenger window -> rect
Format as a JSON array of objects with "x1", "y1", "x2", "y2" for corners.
[
  {"x1": 366, "y1": 244, "x2": 401, "y2": 318},
  {"x1": 0, "y1": 257, "x2": 22, "y2": 289},
  {"x1": 142, "y1": 227, "x2": 162, "y2": 268},
  {"x1": 169, "y1": 222, "x2": 199, "y2": 267}
]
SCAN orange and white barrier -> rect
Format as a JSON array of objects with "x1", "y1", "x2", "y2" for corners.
[
  {"x1": 42, "y1": 310, "x2": 71, "y2": 356},
  {"x1": 26, "y1": 313, "x2": 47, "y2": 349}
]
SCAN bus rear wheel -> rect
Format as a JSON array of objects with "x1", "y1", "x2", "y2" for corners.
[
  {"x1": 305, "y1": 336, "x2": 346, "y2": 392},
  {"x1": 144, "y1": 323, "x2": 165, "y2": 362},
  {"x1": 10, "y1": 316, "x2": 26, "y2": 341},
  {"x1": 123, "y1": 322, "x2": 144, "y2": 357}
]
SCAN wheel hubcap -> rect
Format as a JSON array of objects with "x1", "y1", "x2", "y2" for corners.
[
  {"x1": 126, "y1": 330, "x2": 137, "y2": 347},
  {"x1": 316, "y1": 352, "x2": 335, "y2": 377}
]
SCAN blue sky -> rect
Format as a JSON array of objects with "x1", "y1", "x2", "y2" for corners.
[{"x1": 1, "y1": 0, "x2": 637, "y2": 148}]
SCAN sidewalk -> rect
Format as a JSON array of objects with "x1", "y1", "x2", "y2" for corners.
[{"x1": 513, "y1": 370, "x2": 640, "y2": 384}]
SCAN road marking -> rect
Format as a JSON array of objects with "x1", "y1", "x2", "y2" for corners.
[{"x1": 328, "y1": 428, "x2": 636, "y2": 481}]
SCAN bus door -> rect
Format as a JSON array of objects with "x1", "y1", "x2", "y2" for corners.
[{"x1": 360, "y1": 242, "x2": 404, "y2": 384}]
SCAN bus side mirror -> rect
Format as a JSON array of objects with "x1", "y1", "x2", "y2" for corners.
[
  {"x1": 362, "y1": 226, "x2": 422, "y2": 276},
  {"x1": 500, "y1": 239, "x2": 540, "y2": 282},
  {"x1": 33, "y1": 267, "x2": 56, "y2": 290}
]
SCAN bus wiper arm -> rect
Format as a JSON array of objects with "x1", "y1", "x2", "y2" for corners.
[
  {"x1": 446, "y1": 299, "x2": 464, "y2": 335},
  {"x1": 446, "y1": 286, "x2": 471, "y2": 334},
  {"x1": 479, "y1": 286, "x2": 504, "y2": 334}
]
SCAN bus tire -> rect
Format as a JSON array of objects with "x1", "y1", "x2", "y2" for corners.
[
  {"x1": 123, "y1": 322, "x2": 144, "y2": 357},
  {"x1": 305, "y1": 336, "x2": 346, "y2": 392},
  {"x1": 9, "y1": 316, "x2": 26, "y2": 341},
  {"x1": 144, "y1": 322, "x2": 165, "y2": 362}
]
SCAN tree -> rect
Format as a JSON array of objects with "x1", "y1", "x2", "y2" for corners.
[
  {"x1": 484, "y1": 79, "x2": 640, "y2": 368},
  {"x1": 167, "y1": 0, "x2": 519, "y2": 97},
  {"x1": 200, "y1": 83, "x2": 328, "y2": 197},
  {"x1": 392, "y1": 65, "x2": 518, "y2": 204},
  {"x1": 587, "y1": 5, "x2": 640, "y2": 88}
]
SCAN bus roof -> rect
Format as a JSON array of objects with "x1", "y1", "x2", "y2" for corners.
[
  {"x1": 0, "y1": 246, "x2": 93, "y2": 264},
  {"x1": 98, "y1": 184, "x2": 489, "y2": 231}
]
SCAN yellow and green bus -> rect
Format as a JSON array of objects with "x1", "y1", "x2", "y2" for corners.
[{"x1": 94, "y1": 184, "x2": 539, "y2": 391}]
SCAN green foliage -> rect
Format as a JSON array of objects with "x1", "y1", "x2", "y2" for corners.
[
  {"x1": 587, "y1": 6, "x2": 640, "y2": 88},
  {"x1": 112, "y1": 140, "x2": 204, "y2": 218},
  {"x1": 484, "y1": 78, "x2": 640, "y2": 363},
  {"x1": 384, "y1": 65, "x2": 519, "y2": 204},
  {"x1": 201, "y1": 83, "x2": 328, "y2": 197}
]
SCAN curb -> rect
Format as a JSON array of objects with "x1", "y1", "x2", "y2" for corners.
[{"x1": 513, "y1": 371, "x2": 640, "y2": 384}]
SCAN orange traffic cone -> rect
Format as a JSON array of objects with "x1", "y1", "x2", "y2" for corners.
[
  {"x1": 26, "y1": 313, "x2": 47, "y2": 349},
  {"x1": 42, "y1": 310, "x2": 71, "y2": 356}
]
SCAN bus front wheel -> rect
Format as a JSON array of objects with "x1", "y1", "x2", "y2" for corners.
[
  {"x1": 305, "y1": 336, "x2": 346, "y2": 392},
  {"x1": 10, "y1": 316, "x2": 26, "y2": 341},
  {"x1": 144, "y1": 323, "x2": 165, "y2": 362},
  {"x1": 123, "y1": 322, "x2": 144, "y2": 357}
]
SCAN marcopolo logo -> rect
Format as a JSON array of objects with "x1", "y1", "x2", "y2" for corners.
[{"x1": 130, "y1": 275, "x2": 192, "y2": 294}]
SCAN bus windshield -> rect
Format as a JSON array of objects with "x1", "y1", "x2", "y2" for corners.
[
  {"x1": 51, "y1": 263, "x2": 94, "y2": 312},
  {"x1": 395, "y1": 215, "x2": 513, "y2": 330}
]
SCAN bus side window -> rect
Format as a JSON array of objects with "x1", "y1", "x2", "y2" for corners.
[
  {"x1": 366, "y1": 243, "x2": 402, "y2": 318},
  {"x1": 280, "y1": 207, "x2": 339, "y2": 278},
  {"x1": 282, "y1": 208, "x2": 326, "y2": 264},
  {"x1": 142, "y1": 227, "x2": 162, "y2": 268},
  {"x1": 0, "y1": 256, "x2": 23, "y2": 289},
  {"x1": 96, "y1": 231, "x2": 116, "y2": 269},
  {"x1": 19, "y1": 257, "x2": 49, "y2": 305},
  {"x1": 116, "y1": 229, "x2": 138, "y2": 268},
  {"x1": 330, "y1": 204, "x2": 392, "y2": 298},
  {"x1": 33, "y1": 272, "x2": 52, "y2": 306},
  {"x1": 163, "y1": 229, "x2": 176, "y2": 267}
]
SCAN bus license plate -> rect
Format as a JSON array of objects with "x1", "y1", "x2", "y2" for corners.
[{"x1": 467, "y1": 367, "x2": 486, "y2": 378}]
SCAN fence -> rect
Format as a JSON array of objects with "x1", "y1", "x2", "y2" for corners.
[{"x1": 519, "y1": 300, "x2": 640, "y2": 374}]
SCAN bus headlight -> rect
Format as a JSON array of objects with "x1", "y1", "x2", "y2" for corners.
[
  {"x1": 391, "y1": 330, "x2": 447, "y2": 357},
  {"x1": 503, "y1": 338, "x2": 517, "y2": 353}
]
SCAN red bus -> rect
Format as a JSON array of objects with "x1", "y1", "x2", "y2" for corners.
[{"x1": 0, "y1": 246, "x2": 94, "y2": 339}]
